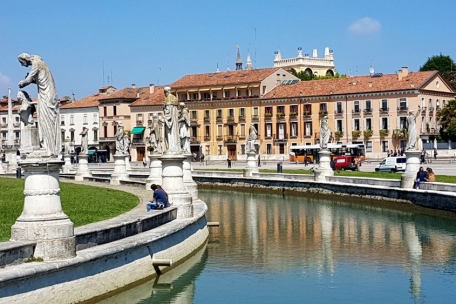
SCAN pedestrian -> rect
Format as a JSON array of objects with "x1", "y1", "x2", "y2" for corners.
[
  {"x1": 142, "y1": 158, "x2": 147, "y2": 167},
  {"x1": 257, "y1": 155, "x2": 261, "y2": 167},
  {"x1": 304, "y1": 154, "x2": 308, "y2": 166},
  {"x1": 147, "y1": 184, "x2": 169, "y2": 211},
  {"x1": 201, "y1": 153, "x2": 205, "y2": 163},
  {"x1": 420, "y1": 149, "x2": 426, "y2": 164},
  {"x1": 387, "y1": 150, "x2": 390, "y2": 157},
  {"x1": 434, "y1": 148, "x2": 438, "y2": 160},
  {"x1": 227, "y1": 157, "x2": 231, "y2": 168}
]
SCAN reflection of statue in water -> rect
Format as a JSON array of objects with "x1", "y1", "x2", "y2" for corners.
[
  {"x1": 17, "y1": 90, "x2": 36, "y2": 126},
  {"x1": 407, "y1": 107, "x2": 421, "y2": 150},
  {"x1": 179, "y1": 102, "x2": 190, "y2": 153},
  {"x1": 115, "y1": 124, "x2": 125, "y2": 155},
  {"x1": 148, "y1": 114, "x2": 162, "y2": 154},
  {"x1": 163, "y1": 86, "x2": 180, "y2": 154},
  {"x1": 80, "y1": 127, "x2": 88, "y2": 154},
  {"x1": 320, "y1": 116, "x2": 330, "y2": 150},
  {"x1": 247, "y1": 125, "x2": 257, "y2": 153},
  {"x1": 18, "y1": 53, "x2": 61, "y2": 156}
]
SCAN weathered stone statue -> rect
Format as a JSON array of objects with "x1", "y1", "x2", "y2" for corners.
[
  {"x1": 17, "y1": 90, "x2": 36, "y2": 126},
  {"x1": 148, "y1": 114, "x2": 162, "y2": 154},
  {"x1": 406, "y1": 106, "x2": 421, "y2": 150},
  {"x1": 63, "y1": 137, "x2": 71, "y2": 155},
  {"x1": 18, "y1": 53, "x2": 61, "y2": 156},
  {"x1": 163, "y1": 86, "x2": 180, "y2": 154},
  {"x1": 123, "y1": 131, "x2": 131, "y2": 155},
  {"x1": 247, "y1": 125, "x2": 257, "y2": 153},
  {"x1": 115, "y1": 123, "x2": 125, "y2": 155},
  {"x1": 320, "y1": 115, "x2": 330, "y2": 150},
  {"x1": 80, "y1": 127, "x2": 89, "y2": 154},
  {"x1": 179, "y1": 102, "x2": 190, "y2": 153}
]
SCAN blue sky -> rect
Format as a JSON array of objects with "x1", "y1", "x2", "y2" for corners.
[{"x1": 1, "y1": 0, "x2": 455, "y2": 99}]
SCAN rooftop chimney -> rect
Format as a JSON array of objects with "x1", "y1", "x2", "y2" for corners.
[
  {"x1": 398, "y1": 67, "x2": 409, "y2": 80},
  {"x1": 149, "y1": 83, "x2": 155, "y2": 94},
  {"x1": 312, "y1": 49, "x2": 318, "y2": 58},
  {"x1": 132, "y1": 84, "x2": 136, "y2": 88}
]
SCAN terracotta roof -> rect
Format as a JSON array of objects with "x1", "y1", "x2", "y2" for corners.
[
  {"x1": 170, "y1": 68, "x2": 281, "y2": 88},
  {"x1": 264, "y1": 71, "x2": 441, "y2": 99},
  {"x1": 130, "y1": 86, "x2": 166, "y2": 107},
  {"x1": 98, "y1": 86, "x2": 139, "y2": 100},
  {"x1": 60, "y1": 93, "x2": 100, "y2": 109}
]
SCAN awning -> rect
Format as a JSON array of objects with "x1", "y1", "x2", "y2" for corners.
[
  {"x1": 87, "y1": 150, "x2": 96, "y2": 155},
  {"x1": 131, "y1": 127, "x2": 146, "y2": 135}
]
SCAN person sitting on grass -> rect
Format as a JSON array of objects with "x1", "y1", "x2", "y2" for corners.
[{"x1": 147, "y1": 184, "x2": 169, "y2": 211}]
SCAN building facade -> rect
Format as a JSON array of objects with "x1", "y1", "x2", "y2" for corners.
[{"x1": 273, "y1": 47, "x2": 335, "y2": 77}]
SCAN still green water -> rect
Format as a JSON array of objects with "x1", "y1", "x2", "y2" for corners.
[{"x1": 102, "y1": 188, "x2": 456, "y2": 304}]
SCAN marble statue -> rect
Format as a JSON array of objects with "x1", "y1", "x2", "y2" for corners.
[
  {"x1": 163, "y1": 86, "x2": 180, "y2": 153},
  {"x1": 406, "y1": 106, "x2": 421, "y2": 150},
  {"x1": 247, "y1": 125, "x2": 258, "y2": 153},
  {"x1": 80, "y1": 127, "x2": 88, "y2": 154},
  {"x1": 115, "y1": 123, "x2": 125, "y2": 155},
  {"x1": 148, "y1": 114, "x2": 162, "y2": 154},
  {"x1": 17, "y1": 90, "x2": 36, "y2": 126},
  {"x1": 123, "y1": 131, "x2": 131, "y2": 155},
  {"x1": 18, "y1": 53, "x2": 61, "y2": 156},
  {"x1": 63, "y1": 137, "x2": 71, "y2": 155},
  {"x1": 179, "y1": 102, "x2": 190, "y2": 153},
  {"x1": 320, "y1": 116, "x2": 330, "y2": 150}
]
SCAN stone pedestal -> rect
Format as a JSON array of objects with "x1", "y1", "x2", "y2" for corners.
[
  {"x1": 62, "y1": 154, "x2": 73, "y2": 173},
  {"x1": 110, "y1": 154, "x2": 128, "y2": 185},
  {"x1": 74, "y1": 154, "x2": 90, "y2": 181},
  {"x1": 183, "y1": 154, "x2": 198, "y2": 199},
  {"x1": 125, "y1": 155, "x2": 132, "y2": 171},
  {"x1": 159, "y1": 154, "x2": 193, "y2": 219},
  {"x1": 145, "y1": 154, "x2": 163, "y2": 189},
  {"x1": 0, "y1": 162, "x2": 5, "y2": 174},
  {"x1": 4, "y1": 147, "x2": 18, "y2": 173},
  {"x1": 243, "y1": 151, "x2": 259, "y2": 177},
  {"x1": 11, "y1": 156, "x2": 75, "y2": 260},
  {"x1": 401, "y1": 150, "x2": 421, "y2": 189},
  {"x1": 314, "y1": 149, "x2": 334, "y2": 182}
]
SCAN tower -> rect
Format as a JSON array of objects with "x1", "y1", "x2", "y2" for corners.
[{"x1": 236, "y1": 45, "x2": 242, "y2": 70}]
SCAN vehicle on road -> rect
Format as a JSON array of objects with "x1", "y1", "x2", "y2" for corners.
[
  {"x1": 334, "y1": 155, "x2": 360, "y2": 171},
  {"x1": 375, "y1": 157, "x2": 406, "y2": 172},
  {"x1": 289, "y1": 145, "x2": 320, "y2": 164}
]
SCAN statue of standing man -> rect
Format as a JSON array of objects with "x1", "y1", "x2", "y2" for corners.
[
  {"x1": 247, "y1": 125, "x2": 257, "y2": 153},
  {"x1": 179, "y1": 102, "x2": 191, "y2": 153},
  {"x1": 320, "y1": 116, "x2": 330, "y2": 150},
  {"x1": 406, "y1": 106, "x2": 421, "y2": 150},
  {"x1": 163, "y1": 86, "x2": 180, "y2": 154},
  {"x1": 80, "y1": 127, "x2": 89, "y2": 154},
  {"x1": 18, "y1": 53, "x2": 61, "y2": 156}
]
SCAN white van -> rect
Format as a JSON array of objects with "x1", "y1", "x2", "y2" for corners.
[{"x1": 375, "y1": 157, "x2": 406, "y2": 172}]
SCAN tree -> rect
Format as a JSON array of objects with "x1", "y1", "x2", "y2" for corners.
[
  {"x1": 436, "y1": 99, "x2": 456, "y2": 140},
  {"x1": 290, "y1": 69, "x2": 346, "y2": 81},
  {"x1": 420, "y1": 54, "x2": 456, "y2": 90}
]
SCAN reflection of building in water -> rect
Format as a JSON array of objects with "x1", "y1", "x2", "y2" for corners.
[
  {"x1": 202, "y1": 189, "x2": 456, "y2": 274},
  {"x1": 98, "y1": 244, "x2": 208, "y2": 304}
]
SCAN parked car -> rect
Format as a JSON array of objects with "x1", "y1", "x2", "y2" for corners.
[
  {"x1": 334, "y1": 155, "x2": 360, "y2": 171},
  {"x1": 375, "y1": 157, "x2": 406, "y2": 172}
]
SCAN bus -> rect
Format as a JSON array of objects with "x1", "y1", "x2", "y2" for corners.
[
  {"x1": 327, "y1": 143, "x2": 366, "y2": 160},
  {"x1": 289, "y1": 145, "x2": 320, "y2": 163}
]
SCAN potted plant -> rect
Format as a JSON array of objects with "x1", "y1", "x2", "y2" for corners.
[
  {"x1": 352, "y1": 130, "x2": 360, "y2": 139},
  {"x1": 276, "y1": 112, "x2": 284, "y2": 118},
  {"x1": 290, "y1": 111, "x2": 297, "y2": 116},
  {"x1": 304, "y1": 110, "x2": 310, "y2": 115},
  {"x1": 265, "y1": 113, "x2": 272, "y2": 117},
  {"x1": 335, "y1": 130, "x2": 343, "y2": 140},
  {"x1": 147, "y1": 146, "x2": 154, "y2": 152},
  {"x1": 380, "y1": 129, "x2": 388, "y2": 137},
  {"x1": 363, "y1": 129, "x2": 373, "y2": 139}
]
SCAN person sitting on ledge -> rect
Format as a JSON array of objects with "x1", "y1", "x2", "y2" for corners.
[
  {"x1": 426, "y1": 167, "x2": 436, "y2": 182},
  {"x1": 147, "y1": 184, "x2": 169, "y2": 211},
  {"x1": 415, "y1": 167, "x2": 428, "y2": 189}
]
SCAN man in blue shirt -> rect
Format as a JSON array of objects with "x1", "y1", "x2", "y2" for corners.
[{"x1": 147, "y1": 184, "x2": 169, "y2": 211}]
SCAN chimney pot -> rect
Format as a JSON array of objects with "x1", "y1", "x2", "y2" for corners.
[
  {"x1": 149, "y1": 84, "x2": 155, "y2": 94},
  {"x1": 132, "y1": 84, "x2": 136, "y2": 88}
]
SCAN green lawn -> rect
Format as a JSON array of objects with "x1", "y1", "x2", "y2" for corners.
[{"x1": 0, "y1": 178, "x2": 139, "y2": 242}]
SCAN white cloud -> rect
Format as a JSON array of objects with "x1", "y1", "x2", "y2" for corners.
[{"x1": 349, "y1": 17, "x2": 381, "y2": 34}]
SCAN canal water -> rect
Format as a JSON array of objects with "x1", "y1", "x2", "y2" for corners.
[{"x1": 100, "y1": 188, "x2": 456, "y2": 304}]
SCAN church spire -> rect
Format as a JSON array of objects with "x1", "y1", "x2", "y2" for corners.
[
  {"x1": 236, "y1": 45, "x2": 242, "y2": 70},
  {"x1": 245, "y1": 53, "x2": 253, "y2": 70}
]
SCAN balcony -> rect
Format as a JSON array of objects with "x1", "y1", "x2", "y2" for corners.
[
  {"x1": 132, "y1": 138, "x2": 144, "y2": 144},
  {"x1": 428, "y1": 107, "x2": 434, "y2": 115},
  {"x1": 364, "y1": 108, "x2": 373, "y2": 115},
  {"x1": 319, "y1": 110, "x2": 328, "y2": 116},
  {"x1": 352, "y1": 108, "x2": 361, "y2": 115},
  {"x1": 380, "y1": 107, "x2": 389, "y2": 113},
  {"x1": 224, "y1": 135, "x2": 238, "y2": 143},
  {"x1": 136, "y1": 120, "x2": 143, "y2": 125},
  {"x1": 392, "y1": 129, "x2": 408, "y2": 139},
  {"x1": 226, "y1": 116, "x2": 235, "y2": 123},
  {"x1": 13, "y1": 123, "x2": 21, "y2": 127},
  {"x1": 1, "y1": 123, "x2": 7, "y2": 128},
  {"x1": 303, "y1": 111, "x2": 312, "y2": 117},
  {"x1": 216, "y1": 135, "x2": 223, "y2": 141},
  {"x1": 239, "y1": 134, "x2": 246, "y2": 140},
  {"x1": 264, "y1": 114, "x2": 272, "y2": 121},
  {"x1": 190, "y1": 136, "x2": 200, "y2": 144},
  {"x1": 216, "y1": 116, "x2": 223, "y2": 123},
  {"x1": 379, "y1": 129, "x2": 389, "y2": 137},
  {"x1": 204, "y1": 136, "x2": 211, "y2": 141},
  {"x1": 204, "y1": 116, "x2": 210, "y2": 123},
  {"x1": 99, "y1": 136, "x2": 116, "y2": 142},
  {"x1": 273, "y1": 133, "x2": 288, "y2": 143},
  {"x1": 334, "y1": 109, "x2": 344, "y2": 116},
  {"x1": 420, "y1": 107, "x2": 427, "y2": 114},
  {"x1": 276, "y1": 113, "x2": 285, "y2": 120},
  {"x1": 420, "y1": 128, "x2": 437, "y2": 135},
  {"x1": 238, "y1": 115, "x2": 246, "y2": 122},
  {"x1": 191, "y1": 118, "x2": 199, "y2": 124},
  {"x1": 251, "y1": 115, "x2": 259, "y2": 122},
  {"x1": 397, "y1": 106, "x2": 408, "y2": 113}
]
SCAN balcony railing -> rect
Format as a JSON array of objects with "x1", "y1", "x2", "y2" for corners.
[
  {"x1": 364, "y1": 108, "x2": 373, "y2": 114},
  {"x1": 273, "y1": 133, "x2": 288, "y2": 142},
  {"x1": 204, "y1": 116, "x2": 210, "y2": 123},
  {"x1": 13, "y1": 123, "x2": 21, "y2": 127},
  {"x1": 204, "y1": 136, "x2": 211, "y2": 141},
  {"x1": 191, "y1": 118, "x2": 198, "y2": 124},
  {"x1": 216, "y1": 116, "x2": 223, "y2": 123},
  {"x1": 190, "y1": 136, "x2": 200, "y2": 144},
  {"x1": 224, "y1": 135, "x2": 238, "y2": 143},
  {"x1": 428, "y1": 106, "x2": 434, "y2": 112},
  {"x1": 380, "y1": 107, "x2": 389, "y2": 113},
  {"x1": 251, "y1": 115, "x2": 259, "y2": 121},
  {"x1": 397, "y1": 106, "x2": 408, "y2": 112},
  {"x1": 319, "y1": 110, "x2": 328, "y2": 116},
  {"x1": 216, "y1": 135, "x2": 223, "y2": 141},
  {"x1": 334, "y1": 109, "x2": 344, "y2": 115},
  {"x1": 264, "y1": 114, "x2": 272, "y2": 120},
  {"x1": 238, "y1": 115, "x2": 246, "y2": 122},
  {"x1": 303, "y1": 111, "x2": 312, "y2": 116},
  {"x1": 99, "y1": 136, "x2": 116, "y2": 142},
  {"x1": 226, "y1": 116, "x2": 235, "y2": 122},
  {"x1": 352, "y1": 108, "x2": 361, "y2": 114}
]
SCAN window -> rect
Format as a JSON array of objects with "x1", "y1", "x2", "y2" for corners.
[
  {"x1": 291, "y1": 122, "x2": 297, "y2": 137},
  {"x1": 61, "y1": 131, "x2": 65, "y2": 142},
  {"x1": 228, "y1": 109, "x2": 234, "y2": 117},
  {"x1": 429, "y1": 98, "x2": 433, "y2": 108},
  {"x1": 217, "y1": 109, "x2": 222, "y2": 118},
  {"x1": 205, "y1": 110, "x2": 210, "y2": 118},
  {"x1": 240, "y1": 124, "x2": 245, "y2": 137},
  {"x1": 253, "y1": 107, "x2": 259, "y2": 116},
  {"x1": 336, "y1": 120, "x2": 343, "y2": 132},
  {"x1": 382, "y1": 141, "x2": 389, "y2": 152},
  {"x1": 305, "y1": 121, "x2": 312, "y2": 136},
  {"x1": 103, "y1": 107, "x2": 107, "y2": 116},
  {"x1": 421, "y1": 116, "x2": 426, "y2": 131},
  {"x1": 365, "y1": 100, "x2": 372, "y2": 111},
  {"x1": 436, "y1": 99, "x2": 440, "y2": 109},
  {"x1": 354, "y1": 101, "x2": 360, "y2": 113},
  {"x1": 265, "y1": 107, "x2": 272, "y2": 115},
  {"x1": 381, "y1": 117, "x2": 388, "y2": 130},
  {"x1": 224, "y1": 91, "x2": 230, "y2": 98},
  {"x1": 304, "y1": 103, "x2": 311, "y2": 114},
  {"x1": 381, "y1": 99, "x2": 388, "y2": 111},
  {"x1": 277, "y1": 106, "x2": 285, "y2": 115},
  {"x1": 290, "y1": 105, "x2": 297, "y2": 114},
  {"x1": 202, "y1": 92, "x2": 210, "y2": 99},
  {"x1": 241, "y1": 144, "x2": 245, "y2": 154},
  {"x1": 192, "y1": 93, "x2": 198, "y2": 100},
  {"x1": 366, "y1": 118, "x2": 372, "y2": 130},
  {"x1": 399, "y1": 117, "x2": 407, "y2": 129},
  {"x1": 399, "y1": 98, "x2": 407, "y2": 110},
  {"x1": 93, "y1": 113, "x2": 98, "y2": 123},
  {"x1": 93, "y1": 129, "x2": 98, "y2": 141},
  {"x1": 83, "y1": 114, "x2": 88, "y2": 124},
  {"x1": 61, "y1": 115, "x2": 65, "y2": 126},
  {"x1": 113, "y1": 106, "x2": 117, "y2": 116},
  {"x1": 354, "y1": 119, "x2": 360, "y2": 131},
  {"x1": 113, "y1": 125, "x2": 117, "y2": 137},
  {"x1": 228, "y1": 125, "x2": 234, "y2": 136},
  {"x1": 191, "y1": 126, "x2": 197, "y2": 137},
  {"x1": 266, "y1": 123, "x2": 272, "y2": 137},
  {"x1": 70, "y1": 131, "x2": 75, "y2": 141},
  {"x1": 191, "y1": 111, "x2": 197, "y2": 119},
  {"x1": 217, "y1": 125, "x2": 222, "y2": 136},
  {"x1": 266, "y1": 144, "x2": 272, "y2": 154},
  {"x1": 366, "y1": 141, "x2": 372, "y2": 153},
  {"x1": 103, "y1": 126, "x2": 108, "y2": 137},
  {"x1": 319, "y1": 103, "x2": 327, "y2": 113},
  {"x1": 205, "y1": 126, "x2": 210, "y2": 137},
  {"x1": 70, "y1": 115, "x2": 74, "y2": 125},
  {"x1": 421, "y1": 98, "x2": 425, "y2": 108},
  {"x1": 240, "y1": 108, "x2": 245, "y2": 116},
  {"x1": 336, "y1": 102, "x2": 343, "y2": 114}
]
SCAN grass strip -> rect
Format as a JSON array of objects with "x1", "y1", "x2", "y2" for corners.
[{"x1": 0, "y1": 178, "x2": 139, "y2": 242}]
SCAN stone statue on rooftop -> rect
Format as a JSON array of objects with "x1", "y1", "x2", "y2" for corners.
[
  {"x1": 163, "y1": 86, "x2": 180, "y2": 154},
  {"x1": 247, "y1": 125, "x2": 258, "y2": 153},
  {"x1": 406, "y1": 106, "x2": 421, "y2": 150},
  {"x1": 179, "y1": 102, "x2": 190, "y2": 153},
  {"x1": 18, "y1": 53, "x2": 61, "y2": 156},
  {"x1": 320, "y1": 115, "x2": 330, "y2": 150}
]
